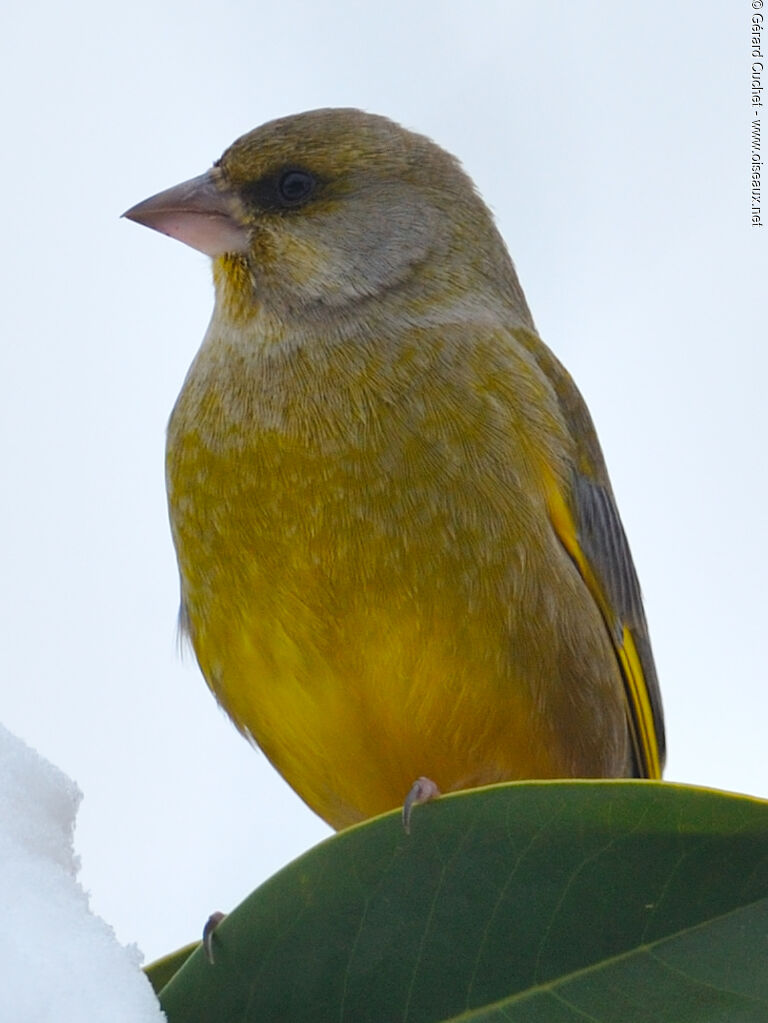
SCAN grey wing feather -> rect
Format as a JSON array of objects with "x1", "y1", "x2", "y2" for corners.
[
  {"x1": 513, "y1": 326, "x2": 667, "y2": 774},
  {"x1": 572, "y1": 473, "x2": 667, "y2": 772}
]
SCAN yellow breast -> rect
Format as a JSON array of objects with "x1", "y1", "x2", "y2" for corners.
[{"x1": 166, "y1": 318, "x2": 629, "y2": 829}]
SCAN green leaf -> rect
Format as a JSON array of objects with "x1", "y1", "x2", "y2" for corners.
[
  {"x1": 144, "y1": 941, "x2": 198, "y2": 995},
  {"x1": 155, "y1": 781, "x2": 768, "y2": 1022}
]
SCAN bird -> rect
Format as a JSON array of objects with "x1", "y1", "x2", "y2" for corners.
[{"x1": 124, "y1": 108, "x2": 665, "y2": 832}]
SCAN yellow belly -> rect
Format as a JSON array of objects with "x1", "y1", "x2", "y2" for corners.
[
  {"x1": 166, "y1": 328, "x2": 630, "y2": 829},
  {"x1": 193, "y1": 594, "x2": 572, "y2": 830}
]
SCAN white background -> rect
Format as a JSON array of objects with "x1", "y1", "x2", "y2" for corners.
[{"x1": 1, "y1": 1, "x2": 764, "y2": 963}]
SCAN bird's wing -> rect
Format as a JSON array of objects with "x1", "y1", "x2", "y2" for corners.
[{"x1": 515, "y1": 328, "x2": 666, "y2": 778}]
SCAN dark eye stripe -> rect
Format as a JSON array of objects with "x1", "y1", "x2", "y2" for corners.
[{"x1": 240, "y1": 167, "x2": 318, "y2": 212}]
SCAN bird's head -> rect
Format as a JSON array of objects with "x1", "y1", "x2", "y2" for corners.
[{"x1": 124, "y1": 108, "x2": 528, "y2": 328}]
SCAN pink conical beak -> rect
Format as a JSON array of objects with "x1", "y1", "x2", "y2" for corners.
[{"x1": 123, "y1": 170, "x2": 249, "y2": 257}]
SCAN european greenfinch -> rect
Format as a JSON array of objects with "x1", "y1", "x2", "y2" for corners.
[{"x1": 124, "y1": 108, "x2": 665, "y2": 831}]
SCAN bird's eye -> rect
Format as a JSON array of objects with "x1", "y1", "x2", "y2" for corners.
[
  {"x1": 277, "y1": 170, "x2": 316, "y2": 206},
  {"x1": 237, "y1": 167, "x2": 320, "y2": 213}
]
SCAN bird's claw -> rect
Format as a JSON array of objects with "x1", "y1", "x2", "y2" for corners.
[
  {"x1": 202, "y1": 911, "x2": 227, "y2": 964},
  {"x1": 402, "y1": 776, "x2": 441, "y2": 834}
]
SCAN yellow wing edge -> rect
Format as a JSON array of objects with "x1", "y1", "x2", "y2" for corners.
[{"x1": 546, "y1": 477, "x2": 662, "y2": 780}]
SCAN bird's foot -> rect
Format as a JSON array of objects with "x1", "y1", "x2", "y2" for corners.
[
  {"x1": 402, "y1": 776, "x2": 441, "y2": 834},
  {"x1": 202, "y1": 911, "x2": 227, "y2": 964}
]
